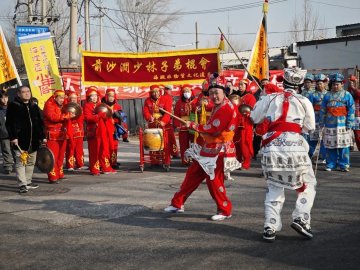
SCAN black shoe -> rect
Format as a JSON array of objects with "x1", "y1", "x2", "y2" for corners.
[
  {"x1": 123, "y1": 138, "x2": 129, "y2": 143},
  {"x1": 19, "y1": 185, "x2": 28, "y2": 193},
  {"x1": 27, "y1": 183, "x2": 39, "y2": 190},
  {"x1": 4, "y1": 170, "x2": 11, "y2": 175},
  {"x1": 291, "y1": 217, "x2": 313, "y2": 239},
  {"x1": 263, "y1": 227, "x2": 276, "y2": 242}
]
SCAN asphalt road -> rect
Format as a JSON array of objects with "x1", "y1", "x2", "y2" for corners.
[{"x1": 0, "y1": 139, "x2": 359, "y2": 270}]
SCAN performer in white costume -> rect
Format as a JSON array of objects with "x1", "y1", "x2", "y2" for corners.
[{"x1": 251, "y1": 67, "x2": 317, "y2": 242}]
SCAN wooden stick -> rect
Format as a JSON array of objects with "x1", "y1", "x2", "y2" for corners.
[{"x1": 159, "y1": 108, "x2": 187, "y2": 125}]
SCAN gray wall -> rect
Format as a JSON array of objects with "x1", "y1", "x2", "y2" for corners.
[{"x1": 298, "y1": 39, "x2": 360, "y2": 70}]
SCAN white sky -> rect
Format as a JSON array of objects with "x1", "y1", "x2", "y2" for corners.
[{"x1": 1, "y1": 0, "x2": 360, "y2": 52}]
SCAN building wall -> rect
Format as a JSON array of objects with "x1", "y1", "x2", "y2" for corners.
[{"x1": 298, "y1": 39, "x2": 360, "y2": 70}]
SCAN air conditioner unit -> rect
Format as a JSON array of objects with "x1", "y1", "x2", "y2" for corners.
[{"x1": 289, "y1": 43, "x2": 297, "y2": 54}]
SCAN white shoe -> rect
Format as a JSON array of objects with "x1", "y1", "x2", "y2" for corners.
[
  {"x1": 164, "y1": 205, "x2": 184, "y2": 213},
  {"x1": 210, "y1": 214, "x2": 232, "y2": 221},
  {"x1": 325, "y1": 167, "x2": 332, "y2": 171},
  {"x1": 77, "y1": 166, "x2": 89, "y2": 170},
  {"x1": 67, "y1": 168, "x2": 75, "y2": 172}
]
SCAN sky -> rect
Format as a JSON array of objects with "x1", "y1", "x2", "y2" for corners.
[{"x1": 1, "y1": 0, "x2": 360, "y2": 53}]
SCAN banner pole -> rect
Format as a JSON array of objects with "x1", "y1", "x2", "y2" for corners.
[{"x1": 218, "y1": 27, "x2": 263, "y2": 91}]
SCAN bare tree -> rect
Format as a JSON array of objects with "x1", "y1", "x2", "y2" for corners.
[
  {"x1": 114, "y1": 0, "x2": 180, "y2": 52},
  {"x1": 288, "y1": 0, "x2": 327, "y2": 43}
]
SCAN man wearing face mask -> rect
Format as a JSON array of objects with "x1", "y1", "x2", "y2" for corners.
[
  {"x1": 234, "y1": 79, "x2": 256, "y2": 169},
  {"x1": 43, "y1": 89, "x2": 75, "y2": 183},
  {"x1": 143, "y1": 85, "x2": 172, "y2": 165},
  {"x1": 225, "y1": 80, "x2": 234, "y2": 97},
  {"x1": 174, "y1": 85, "x2": 194, "y2": 165}
]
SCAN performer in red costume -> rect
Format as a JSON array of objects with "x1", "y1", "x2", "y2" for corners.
[
  {"x1": 143, "y1": 85, "x2": 173, "y2": 165},
  {"x1": 102, "y1": 88, "x2": 123, "y2": 169},
  {"x1": 65, "y1": 91, "x2": 85, "y2": 171},
  {"x1": 173, "y1": 84, "x2": 194, "y2": 165},
  {"x1": 164, "y1": 75, "x2": 240, "y2": 220},
  {"x1": 162, "y1": 85, "x2": 179, "y2": 158},
  {"x1": 83, "y1": 86, "x2": 116, "y2": 175},
  {"x1": 43, "y1": 90, "x2": 74, "y2": 183},
  {"x1": 234, "y1": 79, "x2": 256, "y2": 169}
]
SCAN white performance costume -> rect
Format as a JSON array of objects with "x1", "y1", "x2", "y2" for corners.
[{"x1": 251, "y1": 67, "x2": 317, "y2": 240}]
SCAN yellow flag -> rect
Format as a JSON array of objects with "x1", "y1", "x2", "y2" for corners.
[
  {"x1": 218, "y1": 34, "x2": 225, "y2": 51},
  {"x1": 0, "y1": 26, "x2": 19, "y2": 85},
  {"x1": 19, "y1": 32, "x2": 62, "y2": 109},
  {"x1": 246, "y1": 14, "x2": 269, "y2": 81}
]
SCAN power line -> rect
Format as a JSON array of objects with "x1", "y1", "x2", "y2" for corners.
[
  {"x1": 309, "y1": 0, "x2": 360, "y2": 9},
  {"x1": 102, "y1": 0, "x2": 288, "y2": 15}
]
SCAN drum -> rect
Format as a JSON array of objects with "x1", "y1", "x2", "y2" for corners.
[{"x1": 143, "y1": 128, "x2": 164, "y2": 151}]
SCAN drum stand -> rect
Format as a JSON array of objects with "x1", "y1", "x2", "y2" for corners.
[{"x1": 139, "y1": 127, "x2": 171, "y2": 172}]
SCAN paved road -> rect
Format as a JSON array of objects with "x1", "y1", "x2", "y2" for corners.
[{"x1": 0, "y1": 139, "x2": 359, "y2": 270}]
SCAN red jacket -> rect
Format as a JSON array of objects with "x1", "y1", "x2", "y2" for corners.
[
  {"x1": 143, "y1": 96, "x2": 171, "y2": 125},
  {"x1": 238, "y1": 92, "x2": 256, "y2": 128},
  {"x1": 70, "y1": 112, "x2": 84, "y2": 138},
  {"x1": 43, "y1": 96, "x2": 68, "y2": 140},
  {"x1": 83, "y1": 102, "x2": 100, "y2": 138},
  {"x1": 174, "y1": 98, "x2": 192, "y2": 130}
]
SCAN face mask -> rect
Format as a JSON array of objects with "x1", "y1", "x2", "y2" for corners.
[
  {"x1": 225, "y1": 87, "x2": 231, "y2": 95},
  {"x1": 183, "y1": 92, "x2": 191, "y2": 99}
]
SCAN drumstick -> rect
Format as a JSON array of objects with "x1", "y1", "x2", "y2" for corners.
[{"x1": 159, "y1": 108, "x2": 187, "y2": 125}]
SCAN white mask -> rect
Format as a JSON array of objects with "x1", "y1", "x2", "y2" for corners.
[{"x1": 183, "y1": 92, "x2": 191, "y2": 99}]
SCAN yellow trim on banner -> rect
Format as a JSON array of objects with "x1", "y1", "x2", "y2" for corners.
[
  {"x1": 82, "y1": 47, "x2": 219, "y2": 59},
  {"x1": 83, "y1": 79, "x2": 207, "y2": 87}
]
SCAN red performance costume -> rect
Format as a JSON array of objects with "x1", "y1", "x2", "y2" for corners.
[
  {"x1": 173, "y1": 84, "x2": 194, "y2": 165},
  {"x1": 165, "y1": 78, "x2": 240, "y2": 221},
  {"x1": 161, "y1": 85, "x2": 179, "y2": 158},
  {"x1": 43, "y1": 90, "x2": 69, "y2": 183},
  {"x1": 103, "y1": 88, "x2": 123, "y2": 168},
  {"x1": 234, "y1": 79, "x2": 256, "y2": 169},
  {"x1": 348, "y1": 75, "x2": 360, "y2": 149},
  {"x1": 83, "y1": 87, "x2": 115, "y2": 175},
  {"x1": 143, "y1": 85, "x2": 172, "y2": 165},
  {"x1": 65, "y1": 91, "x2": 85, "y2": 170}
]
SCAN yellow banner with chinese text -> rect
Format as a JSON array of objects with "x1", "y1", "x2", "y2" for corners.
[
  {"x1": 19, "y1": 32, "x2": 62, "y2": 109},
  {"x1": 0, "y1": 26, "x2": 19, "y2": 85},
  {"x1": 82, "y1": 48, "x2": 220, "y2": 87}
]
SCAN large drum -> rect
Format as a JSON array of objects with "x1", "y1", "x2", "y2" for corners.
[{"x1": 143, "y1": 128, "x2": 164, "y2": 151}]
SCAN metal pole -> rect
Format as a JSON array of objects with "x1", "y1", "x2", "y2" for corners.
[
  {"x1": 195, "y1": 22, "x2": 199, "y2": 49},
  {"x1": 69, "y1": 0, "x2": 78, "y2": 66},
  {"x1": 42, "y1": 0, "x2": 47, "y2": 25},
  {"x1": 218, "y1": 27, "x2": 263, "y2": 91},
  {"x1": 85, "y1": 0, "x2": 90, "y2": 50},
  {"x1": 28, "y1": 0, "x2": 34, "y2": 24}
]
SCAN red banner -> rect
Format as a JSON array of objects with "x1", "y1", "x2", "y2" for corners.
[
  {"x1": 62, "y1": 69, "x2": 283, "y2": 100},
  {"x1": 82, "y1": 48, "x2": 220, "y2": 86}
]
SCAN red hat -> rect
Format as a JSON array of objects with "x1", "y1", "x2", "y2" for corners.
[
  {"x1": 106, "y1": 88, "x2": 116, "y2": 95},
  {"x1": 67, "y1": 90, "x2": 77, "y2": 97},
  {"x1": 264, "y1": 83, "x2": 282, "y2": 94},
  {"x1": 53, "y1": 89, "x2": 65, "y2": 97},
  {"x1": 182, "y1": 84, "x2": 192, "y2": 91},
  {"x1": 86, "y1": 86, "x2": 98, "y2": 98},
  {"x1": 150, "y1": 85, "x2": 160, "y2": 92},
  {"x1": 349, "y1": 75, "x2": 358, "y2": 82}
]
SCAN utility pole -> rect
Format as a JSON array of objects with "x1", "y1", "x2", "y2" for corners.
[
  {"x1": 195, "y1": 22, "x2": 199, "y2": 49},
  {"x1": 99, "y1": 6, "x2": 103, "y2": 51},
  {"x1": 28, "y1": 0, "x2": 34, "y2": 24},
  {"x1": 69, "y1": 0, "x2": 78, "y2": 66},
  {"x1": 42, "y1": 0, "x2": 47, "y2": 25},
  {"x1": 85, "y1": 0, "x2": 90, "y2": 50}
]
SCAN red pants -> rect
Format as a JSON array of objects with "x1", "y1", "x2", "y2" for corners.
[
  {"x1": 47, "y1": 139, "x2": 67, "y2": 182},
  {"x1": 87, "y1": 137, "x2": 113, "y2": 174},
  {"x1": 354, "y1": 130, "x2": 360, "y2": 150},
  {"x1": 66, "y1": 137, "x2": 84, "y2": 169},
  {"x1": 122, "y1": 122, "x2": 129, "y2": 140},
  {"x1": 110, "y1": 139, "x2": 118, "y2": 167},
  {"x1": 234, "y1": 127, "x2": 254, "y2": 169},
  {"x1": 178, "y1": 129, "x2": 194, "y2": 165},
  {"x1": 171, "y1": 155, "x2": 232, "y2": 216},
  {"x1": 166, "y1": 125, "x2": 179, "y2": 157}
]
